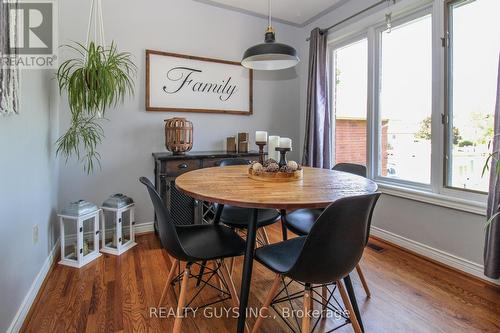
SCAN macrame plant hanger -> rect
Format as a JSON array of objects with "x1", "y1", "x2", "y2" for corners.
[
  {"x1": 86, "y1": 0, "x2": 106, "y2": 49},
  {"x1": 84, "y1": 0, "x2": 106, "y2": 118}
]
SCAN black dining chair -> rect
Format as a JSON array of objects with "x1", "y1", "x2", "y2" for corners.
[
  {"x1": 252, "y1": 193, "x2": 381, "y2": 333},
  {"x1": 215, "y1": 158, "x2": 281, "y2": 246},
  {"x1": 283, "y1": 163, "x2": 372, "y2": 298},
  {"x1": 140, "y1": 177, "x2": 246, "y2": 333}
]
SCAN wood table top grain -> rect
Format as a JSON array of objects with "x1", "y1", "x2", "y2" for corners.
[{"x1": 175, "y1": 165, "x2": 378, "y2": 209}]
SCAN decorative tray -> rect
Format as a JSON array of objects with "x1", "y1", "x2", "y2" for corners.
[
  {"x1": 247, "y1": 159, "x2": 303, "y2": 182},
  {"x1": 248, "y1": 168, "x2": 303, "y2": 182}
]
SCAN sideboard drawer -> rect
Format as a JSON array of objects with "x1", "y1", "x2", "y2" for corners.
[
  {"x1": 202, "y1": 158, "x2": 223, "y2": 168},
  {"x1": 165, "y1": 159, "x2": 201, "y2": 176}
]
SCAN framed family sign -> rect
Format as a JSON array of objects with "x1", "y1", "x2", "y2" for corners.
[{"x1": 146, "y1": 50, "x2": 253, "y2": 115}]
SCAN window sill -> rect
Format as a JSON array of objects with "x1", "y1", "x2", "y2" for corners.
[{"x1": 376, "y1": 182, "x2": 486, "y2": 216}]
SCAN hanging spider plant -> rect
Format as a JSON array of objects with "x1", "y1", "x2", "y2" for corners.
[{"x1": 56, "y1": 41, "x2": 136, "y2": 173}]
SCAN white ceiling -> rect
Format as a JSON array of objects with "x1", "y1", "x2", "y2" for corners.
[{"x1": 194, "y1": 0, "x2": 349, "y2": 27}]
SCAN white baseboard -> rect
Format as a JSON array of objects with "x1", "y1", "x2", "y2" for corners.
[
  {"x1": 134, "y1": 221, "x2": 155, "y2": 235},
  {"x1": 7, "y1": 239, "x2": 60, "y2": 333},
  {"x1": 370, "y1": 226, "x2": 499, "y2": 285}
]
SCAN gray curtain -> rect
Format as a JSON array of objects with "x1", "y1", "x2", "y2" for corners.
[
  {"x1": 302, "y1": 28, "x2": 331, "y2": 169},
  {"x1": 0, "y1": 0, "x2": 19, "y2": 115},
  {"x1": 485, "y1": 55, "x2": 500, "y2": 279}
]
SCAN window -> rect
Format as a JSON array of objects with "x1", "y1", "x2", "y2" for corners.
[
  {"x1": 377, "y1": 14, "x2": 433, "y2": 185},
  {"x1": 445, "y1": 0, "x2": 500, "y2": 193},
  {"x1": 333, "y1": 38, "x2": 368, "y2": 165},
  {"x1": 326, "y1": 0, "x2": 499, "y2": 210}
]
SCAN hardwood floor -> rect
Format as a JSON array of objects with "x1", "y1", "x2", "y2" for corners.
[{"x1": 22, "y1": 224, "x2": 500, "y2": 333}]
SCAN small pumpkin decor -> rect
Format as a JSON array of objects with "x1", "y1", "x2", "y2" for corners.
[
  {"x1": 56, "y1": 0, "x2": 136, "y2": 174},
  {"x1": 248, "y1": 158, "x2": 303, "y2": 182}
]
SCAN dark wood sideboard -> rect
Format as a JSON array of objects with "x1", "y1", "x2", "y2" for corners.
[{"x1": 152, "y1": 151, "x2": 261, "y2": 231}]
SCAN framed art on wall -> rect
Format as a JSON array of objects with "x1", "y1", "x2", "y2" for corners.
[{"x1": 146, "y1": 50, "x2": 253, "y2": 115}]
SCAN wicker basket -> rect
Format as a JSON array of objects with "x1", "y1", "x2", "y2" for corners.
[{"x1": 164, "y1": 118, "x2": 193, "y2": 155}]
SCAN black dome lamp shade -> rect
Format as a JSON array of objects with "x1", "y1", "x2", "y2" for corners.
[{"x1": 241, "y1": 0, "x2": 299, "y2": 70}]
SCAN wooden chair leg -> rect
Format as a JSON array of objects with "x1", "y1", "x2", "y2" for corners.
[
  {"x1": 229, "y1": 257, "x2": 235, "y2": 277},
  {"x1": 302, "y1": 285, "x2": 312, "y2": 333},
  {"x1": 158, "y1": 259, "x2": 179, "y2": 307},
  {"x1": 219, "y1": 259, "x2": 240, "y2": 309},
  {"x1": 252, "y1": 274, "x2": 282, "y2": 333},
  {"x1": 261, "y1": 227, "x2": 271, "y2": 245},
  {"x1": 337, "y1": 280, "x2": 362, "y2": 333},
  {"x1": 173, "y1": 264, "x2": 191, "y2": 333},
  {"x1": 356, "y1": 264, "x2": 371, "y2": 298},
  {"x1": 322, "y1": 286, "x2": 328, "y2": 315}
]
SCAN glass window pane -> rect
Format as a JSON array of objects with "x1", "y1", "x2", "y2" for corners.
[
  {"x1": 333, "y1": 38, "x2": 368, "y2": 166},
  {"x1": 63, "y1": 218, "x2": 77, "y2": 261},
  {"x1": 447, "y1": 0, "x2": 500, "y2": 192},
  {"x1": 122, "y1": 210, "x2": 131, "y2": 245},
  {"x1": 104, "y1": 211, "x2": 117, "y2": 249},
  {"x1": 379, "y1": 14, "x2": 432, "y2": 184},
  {"x1": 83, "y1": 217, "x2": 95, "y2": 256}
]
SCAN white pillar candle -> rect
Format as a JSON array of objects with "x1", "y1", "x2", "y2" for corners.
[
  {"x1": 268, "y1": 135, "x2": 280, "y2": 161},
  {"x1": 279, "y1": 137, "x2": 292, "y2": 149},
  {"x1": 255, "y1": 131, "x2": 268, "y2": 143}
]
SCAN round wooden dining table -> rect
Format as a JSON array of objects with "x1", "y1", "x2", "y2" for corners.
[{"x1": 176, "y1": 165, "x2": 378, "y2": 333}]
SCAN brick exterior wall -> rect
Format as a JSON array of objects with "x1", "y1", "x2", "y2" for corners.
[{"x1": 335, "y1": 118, "x2": 388, "y2": 175}]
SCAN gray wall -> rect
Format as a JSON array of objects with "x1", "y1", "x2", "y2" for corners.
[
  {"x1": 296, "y1": 0, "x2": 488, "y2": 266},
  {"x1": 0, "y1": 69, "x2": 58, "y2": 332},
  {"x1": 57, "y1": 0, "x2": 302, "y2": 226}
]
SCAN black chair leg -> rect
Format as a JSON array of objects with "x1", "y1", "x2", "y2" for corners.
[
  {"x1": 343, "y1": 275, "x2": 365, "y2": 333},
  {"x1": 196, "y1": 260, "x2": 207, "y2": 287},
  {"x1": 280, "y1": 209, "x2": 288, "y2": 240}
]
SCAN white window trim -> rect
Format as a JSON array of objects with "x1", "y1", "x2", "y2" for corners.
[
  {"x1": 378, "y1": 182, "x2": 486, "y2": 215},
  {"x1": 325, "y1": 0, "x2": 487, "y2": 215}
]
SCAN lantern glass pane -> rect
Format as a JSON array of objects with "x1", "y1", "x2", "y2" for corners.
[
  {"x1": 63, "y1": 218, "x2": 77, "y2": 260},
  {"x1": 122, "y1": 210, "x2": 131, "y2": 245},
  {"x1": 82, "y1": 217, "x2": 95, "y2": 256},
  {"x1": 103, "y1": 211, "x2": 117, "y2": 249}
]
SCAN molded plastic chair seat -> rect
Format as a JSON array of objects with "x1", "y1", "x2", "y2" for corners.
[
  {"x1": 251, "y1": 193, "x2": 381, "y2": 333},
  {"x1": 255, "y1": 237, "x2": 305, "y2": 274},
  {"x1": 219, "y1": 204, "x2": 281, "y2": 229},
  {"x1": 284, "y1": 209, "x2": 322, "y2": 236},
  {"x1": 176, "y1": 224, "x2": 246, "y2": 262},
  {"x1": 140, "y1": 176, "x2": 244, "y2": 333}
]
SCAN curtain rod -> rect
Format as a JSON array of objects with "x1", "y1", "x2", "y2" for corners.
[{"x1": 306, "y1": 0, "x2": 395, "y2": 41}]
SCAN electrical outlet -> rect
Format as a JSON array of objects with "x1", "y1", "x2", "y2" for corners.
[{"x1": 33, "y1": 224, "x2": 39, "y2": 244}]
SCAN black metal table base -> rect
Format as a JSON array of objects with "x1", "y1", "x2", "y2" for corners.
[{"x1": 236, "y1": 208, "x2": 258, "y2": 333}]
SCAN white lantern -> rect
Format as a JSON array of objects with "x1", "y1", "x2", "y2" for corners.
[
  {"x1": 58, "y1": 200, "x2": 102, "y2": 268},
  {"x1": 101, "y1": 194, "x2": 136, "y2": 255}
]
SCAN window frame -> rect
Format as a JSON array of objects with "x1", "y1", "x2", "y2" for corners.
[
  {"x1": 443, "y1": 0, "x2": 491, "y2": 197},
  {"x1": 324, "y1": 0, "x2": 488, "y2": 214},
  {"x1": 373, "y1": 7, "x2": 434, "y2": 190}
]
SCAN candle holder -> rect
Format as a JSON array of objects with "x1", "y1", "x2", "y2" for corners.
[
  {"x1": 275, "y1": 147, "x2": 291, "y2": 168},
  {"x1": 256, "y1": 141, "x2": 267, "y2": 164}
]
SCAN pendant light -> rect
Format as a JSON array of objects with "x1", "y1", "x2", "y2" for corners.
[{"x1": 242, "y1": 0, "x2": 299, "y2": 70}]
